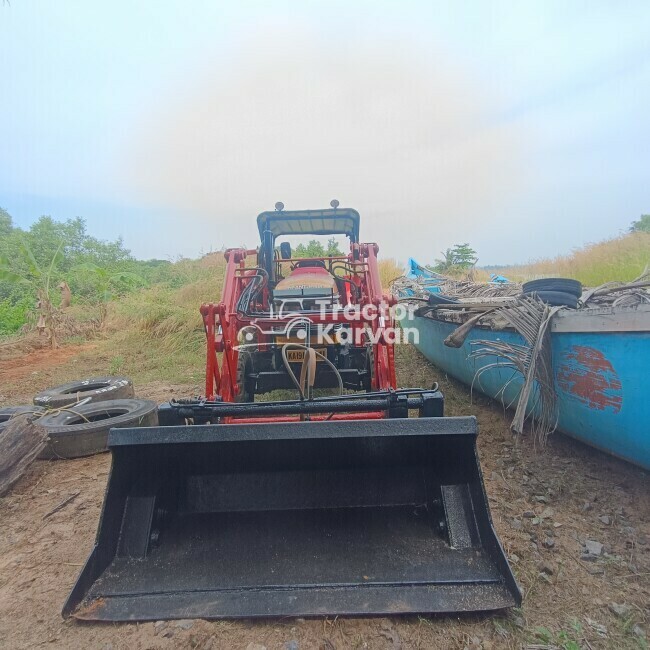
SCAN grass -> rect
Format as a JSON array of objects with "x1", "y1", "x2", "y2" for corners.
[
  {"x1": 531, "y1": 620, "x2": 585, "y2": 650},
  {"x1": 98, "y1": 256, "x2": 226, "y2": 384},
  {"x1": 108, "y1": 355, "x2": 125, "y2": 375},
  {"x1": 377, "y1": 258, "x2": 405, "y2": 289},
  {"x1": 491, "y1": 231, "x2": 650, "y2": 286}
]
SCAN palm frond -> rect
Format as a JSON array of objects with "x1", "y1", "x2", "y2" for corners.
[{"x1": 18, "y1": 238, "x2": 42, "y2": 277}]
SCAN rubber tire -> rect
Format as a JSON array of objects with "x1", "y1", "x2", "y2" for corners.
[
  {"x1": 37, "y1": 398, "x2": 158, "y2": 459},
  {"x1": 525, "y1": 290, "x2": 579, "y2": 308},
  {"x1": 364, "y1": 345, "x2": 375, "y2": 392},
  {"x1": 0, "y1": 406, "x2": 45, "y2": 433},
  {"x1": 33, "y1": 376, "x2": 134, "y2": 409},
  {"x1": 234, "y1": 353, "x2": 255, "y2": 402},
  {"x1": 523, "y1": 278, "x2": 582, "y2": 297}
]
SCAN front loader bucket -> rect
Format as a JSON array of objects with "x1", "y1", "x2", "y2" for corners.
[{"x1": 64, "y1": 417, "x2": 520, "y2": 620}]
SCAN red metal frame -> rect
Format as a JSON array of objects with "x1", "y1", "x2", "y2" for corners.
[{"x1": 200, "y1": 236, "x2": 397, "y2": 422}]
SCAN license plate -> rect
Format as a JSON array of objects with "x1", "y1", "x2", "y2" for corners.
[{"x1": 286, "y1": 349, "x2": 325, "y2": 363}]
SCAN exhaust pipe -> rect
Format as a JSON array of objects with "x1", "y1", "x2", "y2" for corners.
[{"x1": 64, "y1": 416, "x2": 520, "y2": 620}]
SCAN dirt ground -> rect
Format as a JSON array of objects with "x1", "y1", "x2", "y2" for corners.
[{"x1": 0, "y1": 342, "x2": 647, "y2": 649}]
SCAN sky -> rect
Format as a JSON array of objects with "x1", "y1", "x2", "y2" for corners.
[{"x1": 1, "y1": 1, "x2": 649, "y2": 265}]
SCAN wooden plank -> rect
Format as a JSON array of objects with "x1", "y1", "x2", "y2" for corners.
[{"x1": 0, "y1": 415, "x2": 49, "y2": 496}]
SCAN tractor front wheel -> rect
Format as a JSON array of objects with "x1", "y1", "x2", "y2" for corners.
[
  {"x1": 364, "y1": 345, "x2": 375, "y2": 392},
  {"x1": 234, "y1": 353, "x2": 255, "y2": 402}
]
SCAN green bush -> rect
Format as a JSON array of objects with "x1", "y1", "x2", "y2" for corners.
[{"x1": 0, "y1": 295, "x2": 32, "y2": 334}]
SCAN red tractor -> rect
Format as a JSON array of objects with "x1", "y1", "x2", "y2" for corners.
[
  {"x1": 200, "y1": 204, "x2": 398, "y2": 414},
  {"x1": 64, "y1": 203, "x2": 519, "y2": 622}
]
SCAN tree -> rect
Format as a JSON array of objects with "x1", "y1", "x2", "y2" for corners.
[
  {"x1": 450, "y1": 243, "x2": 478, "y2": 268},
  {"x1": 294, "y1": 240, "x2": 323, "y2": 257},
  {"x1": 0, "y1": 208, "x2": 12, "y2": 238},
  {"x1": 293, "y1": 238, "x2": 343, "y2": 258},
  {"x1": 432, "y1": 243, "x2": 478, "y2": 272},
  {"x1": 432, "y1": 248, "x2": 456, "y2": 272},
  {"x1": 326, "y1": 237, "x2": 344, "y2": 256},
  {"x1": 0, "y1": 211, "x2": 149, "y2": 333},
  {"x1": 630, "y1": 215, "x2": 650, "y2": 233},
  {"x1": 0, "y1": 212, "x2": 134, "y2": 304},
  {"x1": 0, "y1": 239, "x2": 64, "y2": 347}
]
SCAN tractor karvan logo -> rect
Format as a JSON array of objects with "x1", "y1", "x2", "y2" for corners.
[{"x1": 233, "y1": 300, "x2": 419, "y2": 352}]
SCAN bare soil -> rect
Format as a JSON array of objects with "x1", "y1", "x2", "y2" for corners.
[
  {"x1": 0, "y1": 339, "x2": 95, "y2": 406},
  {"x1": 0, "y1": 342, "x2": 647, "y2": 649}
]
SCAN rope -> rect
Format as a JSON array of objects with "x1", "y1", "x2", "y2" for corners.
[
  {"x1": 280, "y1": 343, "x2": 344, "y2": 401},
  {"x1": 7, "y1": 397, "x2": 93, "y2": 425}
]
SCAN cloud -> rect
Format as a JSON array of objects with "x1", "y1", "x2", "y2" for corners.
[{"x1": 122, "y1": 28, "x2": 526, "y2": 262}]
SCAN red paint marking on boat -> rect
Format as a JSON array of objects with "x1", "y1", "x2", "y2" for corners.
[{"x1": 557, "y1": 346, "x2": 622, "y2": 412}]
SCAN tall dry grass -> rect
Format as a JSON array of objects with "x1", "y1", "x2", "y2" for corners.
[
  {"x1": 378, "y1": 258, "x2": 405, "y2": 290},
  {"x1": 492, "y1": 232, "x2": 650, "y2": 286},
  {"x1": 442, "y1": 266, "x2": 491, "y2": 282},
  {"x1": 103, "y1": 256, "x2": 227, "y2": 382}
]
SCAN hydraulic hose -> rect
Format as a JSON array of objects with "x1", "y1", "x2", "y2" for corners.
[{"x1": 280, "y1": 343, "x2": 344, "y2": 400}]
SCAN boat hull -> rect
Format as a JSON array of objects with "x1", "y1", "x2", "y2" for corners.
[{"x1": 406, "y1": 307, "x2": 650, "y2": 470}]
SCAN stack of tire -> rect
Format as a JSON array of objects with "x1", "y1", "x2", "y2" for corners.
[
  {"x1": 0, "y1": 377, "x2": 158, "y2": 459},
  {"x1": 521, "y1": 278, "x2": 582, "y2": 309}
]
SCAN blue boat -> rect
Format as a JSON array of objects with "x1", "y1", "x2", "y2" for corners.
[
  {"x1": 404, "y1": 258, "x2": 444, "y2": 294},
  {"x1": 404, "y1": 259, "x2": 514, "y2": 290},
  {"x1": 404, "y1": 303, "x2": 650, "y2": 470}
]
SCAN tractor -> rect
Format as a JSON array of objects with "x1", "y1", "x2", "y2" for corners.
[
  {"x1": 201, "y1": 203, "x2": 397, "y2": 410},
  {"x1": 63, "y1": 203, "x2": 520, "y2": 621}
]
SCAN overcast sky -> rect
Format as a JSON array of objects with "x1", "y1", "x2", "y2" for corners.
[{"x1": 1, "y1": 1, "x2": 649, "y2": 265}]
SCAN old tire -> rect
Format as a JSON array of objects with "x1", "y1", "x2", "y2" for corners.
[
  {"x1": 37, "y1": 399, "x2": 158, "y2": 459},
  {"x1": 0, "y1": 406, "x2": 45, "y2": 433},
  {"x1": 525, "y1": 290, "x2": 579, "y2": 308},
  {"x1": 523, "y1": 278, "x2": 582, "y2": 297},
  {"x1": 33, "y1": 376, "x2": 134, "y2": 409}
]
